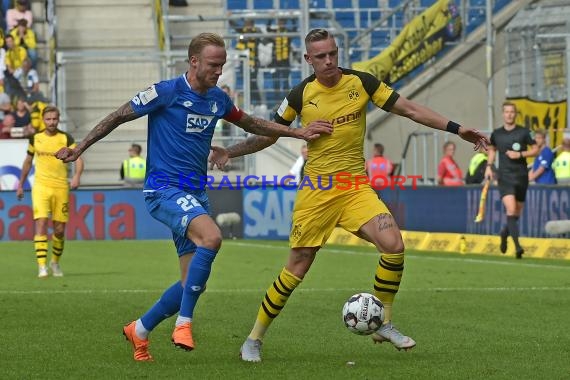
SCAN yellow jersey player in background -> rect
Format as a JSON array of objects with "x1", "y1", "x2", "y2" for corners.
[
  {"x1": 16, "y1": 106, "x2": 84, "y2": 278},
  {"x1": 211, "y1": 28, "x2": 489, "y2": 362}
]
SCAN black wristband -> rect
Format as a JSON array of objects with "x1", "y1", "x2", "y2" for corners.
[{"x1": 446, "y1": 121, "x2": 461, "y2": 134}]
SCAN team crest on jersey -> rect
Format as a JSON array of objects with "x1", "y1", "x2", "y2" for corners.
[
  {"x1": 348, "y1": 89, "x2": 360, "y2": 101},
  {"x1": 512, "y1": 142, "x2": 521, "y2": 151},
  {"x1": 186, "y1": 113, "x2": 214, "y2": 133},
  {"x1": 210, "y1": 101, "x2": 218, "y2": 113}
]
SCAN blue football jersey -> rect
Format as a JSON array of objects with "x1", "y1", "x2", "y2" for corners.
[{"x1": 130, "y1": 74, "x2": 235, "y2": 190}]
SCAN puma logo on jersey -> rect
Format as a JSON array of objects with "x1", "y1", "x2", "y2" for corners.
[
  {"x1": 186, "y1": 113, "x2": 214, "y2": 133},
  {"x1": 308, "y1": 99, "x2": 320, "y2": 108}
]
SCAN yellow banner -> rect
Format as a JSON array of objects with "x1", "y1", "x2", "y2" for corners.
[
  {"x1": 328, "y1": 228, "x2": 570, "y2": 260},
  {"x1": 352, "y1": 0, "x2": 459, "y2": 83},
  {"x1": 508, "y1": 98, "x2": 567, "y2": 148}
]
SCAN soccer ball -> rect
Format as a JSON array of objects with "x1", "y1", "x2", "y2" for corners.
[{"x1": 342, "y1": 293, "x2": 384, "y2": 335}]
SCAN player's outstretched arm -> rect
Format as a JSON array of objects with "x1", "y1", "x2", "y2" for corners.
[
  {"x1": 233, "y1": 112, "x2": 332, "y2": 141},
  {"x1": 56, "y1": 102, "x2": 140, "y2": 163},
  {"x1": 209, "y1": 136, "x2": 277, "y2": 171},
  {"x1": 390, "y1": 96, "x2": 489, "y2": 150}
]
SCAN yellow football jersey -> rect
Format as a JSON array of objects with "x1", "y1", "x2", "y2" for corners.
[
  {"x1": 27, "y1": 130, "x2": 77, "y2": 188},
  {"x1": 275, "y1": 68, "x2": 399, "y2": 177}
]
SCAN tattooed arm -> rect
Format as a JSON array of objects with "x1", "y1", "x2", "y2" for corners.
[
  {"x1": 226, "y1": 135, "x2": 278, "y2": 158},
  {"x1": 233, "y1": 112, "x2": 333, "y2": 142},
  {"x1": 56, "y1": 102, "x2": 139, "y2": 162}
]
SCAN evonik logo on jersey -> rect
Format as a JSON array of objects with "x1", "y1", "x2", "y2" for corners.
[{"x1": 186, "y1": 113, "x2": 214, "y2": 133}]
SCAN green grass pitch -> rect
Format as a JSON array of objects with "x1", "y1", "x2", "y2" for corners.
[{"x1": 1, "y1": 239, "x2": 569, "y2": 379}]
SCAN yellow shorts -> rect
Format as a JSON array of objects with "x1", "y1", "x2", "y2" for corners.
[
  {"x1": 289, "y1": 182, "x2": 390, "y2": 248},
  {"x1": 32, "y1": 184, "x2": 70, "y2": 222}
]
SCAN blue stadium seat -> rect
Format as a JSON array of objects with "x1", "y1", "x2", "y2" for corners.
[
  {"x1": 359, "y1": 0, "x2": 379, "y2": 8},
  {"x1": 361, "y1": 10, "x2": 381, "y2": 27},
  {"x1": 388, "y1": 0, "x2": 401, "y2": 8},
  {"x1": 254, "y1": 0, "x2": 273, "y2": 9},
  {"x1": 493, "y1": 0, "x2": 510, "y2": 12},
  {"x1": 310, "y1": 0, "x2": 327, "y2": 7},
  {"x1": 469, "y1": 0, "x2": 485, "y2": 6},
  {"x1": 227, "y1": 0, "x2": 247, "y2": 10},
  {"x1": 419, "y1": 0, "x2": 436, "y2": 7},
  {"x1": 333, "y1": 0, "x2": 351, "y2": 8},
  {"x1": 336, "y1": 11, "x2": 356, "y2": 28},
  {"x1": 291, "y1": 71, "x2": 302, "y2": 84},
  {"x1": 371, "y1": 30, "x2": 391, "y2": 48},
  {"x1": 280, "y1": 0, "x2": 300, "y2": 8}
]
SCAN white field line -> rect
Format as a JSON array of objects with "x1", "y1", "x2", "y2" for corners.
[
  {"x1": 226, "y1": 241, "x2": 570, "y2": 270},
  {"x1": 2, "y1": 286, "x2": 570, "y2": 295}
]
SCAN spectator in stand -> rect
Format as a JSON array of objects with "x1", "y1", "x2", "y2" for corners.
[
  {"x1": 4, "y1": 34, "x2": 27, "y2": 99},
  {"x1": 6, "y1": 0, "x2": 32, "y2": 31},
  {"x1": 465, "y1": 146, "x2": 488, "y2": 184},
  {"x1": 10, "y1": 18, "x2": 37, "y2": 67},
  {"x1": 437, "y1": 141, "x2": 464, "y2": 186},
  {"x1": 233, "y1": 19, "x2": 262, "y2": 104},
  {"x1": 29, "y1": 97, "x2": 48, "y2": 132},
  {"x1": 366, "y1": 143, "x2": 394, "y2": 188},
  {"x1": 13, "y1": 97, "x2": 33, "y2": 137},
  {"x1": 0, "y1": 88, "x2": 12, "y2": 122},
  {"x1": 553, "y1": 137, "x2": 570, "y2": 185},
  {"x1": 120, "y1": 143, "x2": 146, "y2": 188},
  {"x1": 0, "y1": 30, "x2": 6, "y2": 89},
  {"x1": 528, "y1": 129, "x2": 556, "y2": 185},
  {"x1": 266, "y1": 18, "x2": 292, "y2": 101},
  {"x1": 14, "y1": 58, "x2": 43, "y2": 100},
  {"x1": 0, "y1": 112, "x2": 16, "y2": 138}
]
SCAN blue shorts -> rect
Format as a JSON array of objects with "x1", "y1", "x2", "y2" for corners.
[{"x1": 144, "y1": 187, "x2": 210, "y2": 256}]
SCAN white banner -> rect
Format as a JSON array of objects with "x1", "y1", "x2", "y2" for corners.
[{"x1": 0, "y1": 140, "x2": 34, "y2": 191}]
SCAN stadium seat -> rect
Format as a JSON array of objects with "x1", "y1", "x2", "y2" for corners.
[
  {"x1": 493, "y1": 0, "x2": 510, "y2": 12},
  {"x1": 227, "y1": 0, "x2": 247, "y2": 10},
  {"x1": 310, "y1": 0, "x2": 326, "y2": 8},
  {"x1": 332, "y1": 0, "x2": 351, "y2": 8},
  {"x1": 359, "y1": 0, "x2": 379, "y2": 8},
  {"x1": 254, "y1": 0, "x2": 273, "y2": 9},
  {"x1": 388, "y1": 0, "x2": 401, "y2": 8},
  {"x1": 419, "y1": 0, "x2": 436, "y2": 7},
  {"x1": 371, "y1": 29, "x2": 391, "y2": 48},
  {"x1": 280, "y1": 0, "x2": 300, "y2": 8},
  {"x1": 336, "y1": 11, "x2": 356, "y2": 28},
  {"x1": 360, "y1": 10, "x2": 381, "y2": 27}
]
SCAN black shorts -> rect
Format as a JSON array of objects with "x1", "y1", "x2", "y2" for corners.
[{"x1": 498, "y1": 175, "x2": 529, "y2": 202}]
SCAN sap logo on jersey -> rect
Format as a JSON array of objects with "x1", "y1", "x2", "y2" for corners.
[{"x1": 186, "y1": 113, "x2": 214, "y2": 133}]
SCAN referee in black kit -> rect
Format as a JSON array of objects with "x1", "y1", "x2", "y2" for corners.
[{"x1": 484, "y1": 102, "x2": 539, "y2": 259}]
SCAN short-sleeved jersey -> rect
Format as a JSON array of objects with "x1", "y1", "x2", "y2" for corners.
[
  {"x1": 27, "y1": 129, "x2": 76, "y2": 188},
  {"x1": 490, "y1": 125, "x2": 535, "y2": 177},
  {"x1": 130, "y1": 74, "x2": 239, "y2": 191},
  {"x1": 275, "y1": 68, "x2": 399, "y2": 177},
  {"x1": 532, "y1": 146, "x2": 556, "y2": 184},
  {"x1": 438, "y1": 156, "x2": 463, "y2": 186},
  {"x1": 366, "y1": 156, "x2": 394, "y2": 178}
]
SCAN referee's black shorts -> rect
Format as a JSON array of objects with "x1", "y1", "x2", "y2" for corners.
[{"x1": 498, "y1": 174, "x2": 529, "y2": 202}]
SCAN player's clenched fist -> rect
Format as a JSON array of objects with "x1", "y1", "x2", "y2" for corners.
[{"x1": 55, "y1": 147, "x2": 81, "y2": 163}]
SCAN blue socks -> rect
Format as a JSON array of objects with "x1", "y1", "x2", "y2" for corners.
[
  {"x1": 138, "y1": 246, "x2": 218, "y2": 332},
  {"x1": 140, "y1": 281, "x2": 183, "y2": 331},
  {"x1": 179, "y1": 246, "x2": 218, "y2": 319}
]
